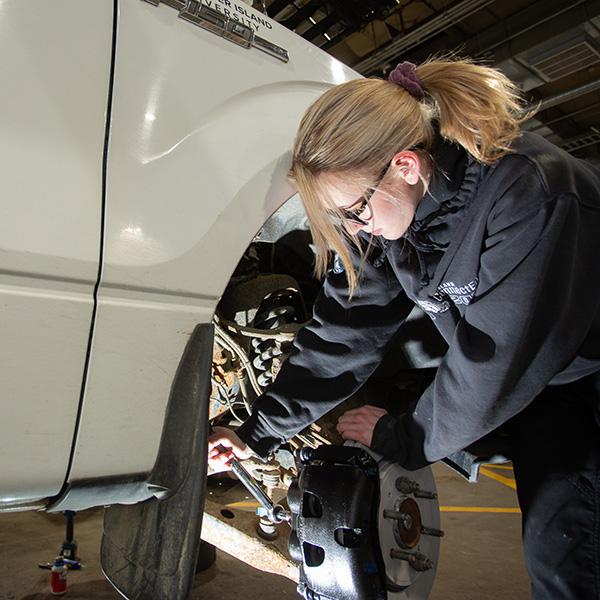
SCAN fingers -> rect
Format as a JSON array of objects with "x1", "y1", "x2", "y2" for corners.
[
  {"x1": 337, "y1": 405, "x2": 386, "y2": 428},
  {"x1": 208, "y1": 435, "x2": 234, "y2": 455},
  {"x1": 207, "y1": 444, "x2": 234, "y2": 469},
  {"x1": 208, "y1": 426, "x2": 234, "y2": 449},
  {"x1": 338, "y1": 426, "x2": 371, "y2": 446},
  {"x1": 208, "y1": 445, "x2": 232, "y2": 459},
  {"x1": 336, "y1": 405, "x2": 388, "y2": 448},
  {"x1": 207, "y1": 427, "x2": 252, "y2": 473},
  {"x1": 207, "y1": 448, "x2": 235, "y2": 475}
]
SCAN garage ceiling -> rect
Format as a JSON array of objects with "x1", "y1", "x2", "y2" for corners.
[{"x1": 264, "y1": 0, "x2": 600, "y2": 163}]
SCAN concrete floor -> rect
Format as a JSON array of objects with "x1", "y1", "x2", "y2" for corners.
[{"x1": 0, "y1": 463, "x2": 529, "y2": 600}]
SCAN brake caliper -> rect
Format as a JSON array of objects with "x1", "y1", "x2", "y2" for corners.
[
  {"x1": 287, "y1": 446, "x2": 386, "y2": 600},
  {"x1": 287, "y1": 445, "x2": 442, "y2": 600}
]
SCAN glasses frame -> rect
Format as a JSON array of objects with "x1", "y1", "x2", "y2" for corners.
[{"x1": 340, "y1": 163, "x2": 389, "y2": 226}]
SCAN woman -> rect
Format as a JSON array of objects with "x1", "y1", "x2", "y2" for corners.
[{"x1": 209, "y1": 59, "x2": 600, "y2": 599}]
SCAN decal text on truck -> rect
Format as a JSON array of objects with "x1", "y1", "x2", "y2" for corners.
[{"x1": 143, "y1": 0, "x2": 288, "y2": 62}]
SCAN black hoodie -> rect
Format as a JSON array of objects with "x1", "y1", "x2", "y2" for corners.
[{"x1": 237, "y1": 132, "x2": 600, "y2": 469}]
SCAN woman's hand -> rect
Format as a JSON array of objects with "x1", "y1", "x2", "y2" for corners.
[
  {"x1": 336, "y1": 405, "x2": 388, "y2": 447},
  {"x1": 208, "y1": 426, "x2": 253, "y2": 473}
]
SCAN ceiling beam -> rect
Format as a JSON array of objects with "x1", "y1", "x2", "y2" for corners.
[
  {"x1": 266, "y1": 0, "x2": 291, "y2": 19},
  {"x1": 538, "y1": 79, "x2": 600, "y2": 111},
  {"x1": 281, "y1": 0, "x2": 322, "y2": 30},
  {"x1": 402, "y1": 0, "x2": 600, "y2": 65},
  {"x1": 303, "y1": 13, "x2": 339, "y2": 41},
  {"x1": 352, "y1": 0, "x2": 496, "y2": 74},
  {"x1": 467, "y1": 0, "x2": 600, "y2": 62}
]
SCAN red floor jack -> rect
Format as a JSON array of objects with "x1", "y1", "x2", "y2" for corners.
[{"x1": 38, "y1": 510, "x2": 84, "y2": 595}]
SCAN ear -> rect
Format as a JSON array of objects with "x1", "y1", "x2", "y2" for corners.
[{"x1": 389, "y1": 150, "x2": 423, "y2": 186}]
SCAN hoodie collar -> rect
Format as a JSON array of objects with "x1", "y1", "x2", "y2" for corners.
[
  {"x1": 413, "y1": 136, "x2": 469, "y2": 224},
  {"x1": 403, "y1": 137, "x2": 484, "y2": 286},
  {"x1": 369, "y1": 137, "x2": 482, "y2": 271}
]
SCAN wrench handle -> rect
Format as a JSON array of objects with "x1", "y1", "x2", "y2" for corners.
[{"x1": 229, "y1": 457, "x2": 274, "y2": 513}]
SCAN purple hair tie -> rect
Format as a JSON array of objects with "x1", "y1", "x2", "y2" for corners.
[{"x1": 388, "y1": 61, "x2": 425, "y2": 101}]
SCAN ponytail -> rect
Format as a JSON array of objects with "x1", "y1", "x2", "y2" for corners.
[{"x1": 417, "y1": 58, "x2": 531, "y2": 164}]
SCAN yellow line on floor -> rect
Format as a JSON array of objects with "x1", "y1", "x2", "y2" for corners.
[
  {"x1": 227, "y1": 500, "x2": 260, "y2": 508},
  {"x1": 482, "y1": 464, "x2": 514, "y2": 471},
  {"x1": 440, "y1": 506, "x2": 520, "y2": 513},
  {"x1": 226, "y1": 500, "x2": 521, "y2": 514},
  {"x1": 479, "y1": 466, "x2": 517, "y2": 490}
]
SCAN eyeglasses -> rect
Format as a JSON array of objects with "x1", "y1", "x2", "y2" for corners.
[{"x1": 340, "y1": 163, "x2": 389, "y2": 226}]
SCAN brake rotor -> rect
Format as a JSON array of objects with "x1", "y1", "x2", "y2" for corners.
[{"x1": 376, "y1": 455, "x2": 442, "y2": 599}]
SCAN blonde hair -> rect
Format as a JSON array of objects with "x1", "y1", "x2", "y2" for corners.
[{"x1": 289, "y1": 57, "x2": 531, "y2": 293}]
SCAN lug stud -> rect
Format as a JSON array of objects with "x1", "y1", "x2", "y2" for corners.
[
  {"x1": 390, "y1": 549, "x2": 434, "y2": 571},
  {"x1": 383, "y1": 509, "x2": 413, "y2": 528},
  {"x1": 421, "y1": 525, "x2": 444, "y2": 538},
  {"x1": 395, "y1": 476, "x2": 438, "y2": 499}
]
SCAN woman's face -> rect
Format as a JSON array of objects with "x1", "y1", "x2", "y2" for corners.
[{"x1": 322, "y1": 151, "x2": 430, "y2": 241}]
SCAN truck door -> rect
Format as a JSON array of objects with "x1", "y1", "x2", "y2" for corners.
[{"x1": 0, "y1": 1, "x2": 114, "y2": 504}]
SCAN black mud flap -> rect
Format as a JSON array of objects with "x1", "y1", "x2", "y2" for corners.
[{"x1": 101, "y1": 323, "x2": 213, "y2": 600}]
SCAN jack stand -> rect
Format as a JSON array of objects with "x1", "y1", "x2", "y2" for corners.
[
  {"x1": 38, "y1": 511, "x2": 84, "y2": 572},
  {"x1": 59, "y1": 511, "x2": 78, "y2": 561}
]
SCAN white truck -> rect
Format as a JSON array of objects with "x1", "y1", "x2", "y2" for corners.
[{"x1": 1, "y1": 2, "x2": 443, "y2": 598}]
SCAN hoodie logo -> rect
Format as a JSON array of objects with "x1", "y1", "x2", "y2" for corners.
[
  {"x1": 438, "y1": 278, "x2": 478, "y2": 306},
  {"x1": 416, "y1": 299, "x2": 450, "y2": 318},
  {"x1": 417, "y1": 278, "x2": 478, "y2": 318}
]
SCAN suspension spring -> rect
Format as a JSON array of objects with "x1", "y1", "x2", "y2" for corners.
[{"x1": 252, "y1": 338, "x2": 281, "y2": 388}]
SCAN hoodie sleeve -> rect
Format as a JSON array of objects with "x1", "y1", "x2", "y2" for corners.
[
  {"x1": 372, "y1": 185, "x2": 600, "y2": 469},
  {"x1": 237, "y1": 246, "x2": 414, "y2": 457}
]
